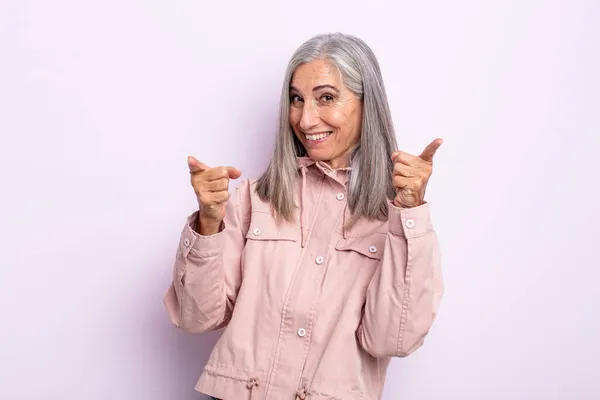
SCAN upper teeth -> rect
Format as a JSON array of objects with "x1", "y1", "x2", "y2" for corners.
[{"x1": 306, "y1": 132, "x2": 332, "y2": 141}]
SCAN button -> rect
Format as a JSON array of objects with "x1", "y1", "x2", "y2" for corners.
[
  {"x1": 253, "y1": 228, "x2": 261, "y2": 236},
  {"x1": 183, "y1": 238, "x2": 190, "y2": 247},
  {"x1": 297, "y1": 328, "x2": 306, "y2": 337},
  {"x1": 315, "y1": 256, "x2": 324, "y2": 265},
  {"x1": 368, "y1": 246, "x2": 377, "y2": 253},
  {"x1": 405, "y1": 219, "x2": 415, "y2": 229},
  {"x1": 336, "y1": 193, "x2": 345, "y2": 201}
]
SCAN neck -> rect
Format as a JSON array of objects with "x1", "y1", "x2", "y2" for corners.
[{"x1": 326, "y1": 155, "x2": 349, "y2": 169}]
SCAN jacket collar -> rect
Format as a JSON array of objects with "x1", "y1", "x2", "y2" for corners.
[{"x1": 296, "y1": 157, "x2": 351, "y2": 186}]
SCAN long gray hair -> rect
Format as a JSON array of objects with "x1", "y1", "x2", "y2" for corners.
[{"x1": 256, "y1": 33, "x2": 398, "y2": 225}]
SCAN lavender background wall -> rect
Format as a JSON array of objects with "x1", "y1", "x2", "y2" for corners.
[{"x1": 1, "y1": 0, "x2": 599, "y2": 399}]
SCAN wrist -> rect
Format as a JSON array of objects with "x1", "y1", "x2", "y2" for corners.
[
  {"x1": 197, "y1": 213, "x2": 223, "y2": 235},
  {"x1": 393, "y1": 199, "x2": 424, "y2": 209}
]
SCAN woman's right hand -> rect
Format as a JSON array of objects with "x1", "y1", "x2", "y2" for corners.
[{"x1": 188, "y1": 156, "x2": 242, "y2": 235}]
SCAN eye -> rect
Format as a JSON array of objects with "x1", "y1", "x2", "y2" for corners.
[
  {"x1": 290, "y1": 94, "x2": 303, "y2": 105},
  {"x1": 320, "y1": 94, "x2": 334, "y2": 103}
]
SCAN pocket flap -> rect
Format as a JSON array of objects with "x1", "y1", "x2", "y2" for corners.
[
  {"x1": 335, "y1": 233, "x2": 386, "y2": 260},
  {"x1": 245, "y1": 211, "x2": 300, "y2": 242}
]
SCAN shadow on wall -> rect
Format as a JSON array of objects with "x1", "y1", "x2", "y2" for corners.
[
  {"x1": 140, "y1": 77, "x2": 277, "y2": 400},
  {"x1": 140, "y1": 251, "x2": 223, "y2": 400},
  {"x1": 168, "y1": 327, "x2": 222, "y2": 400}
]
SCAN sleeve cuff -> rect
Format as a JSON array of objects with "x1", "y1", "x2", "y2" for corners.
[
  {"x1": 388, "y1": 201, "x2": 434, "y2": 238},
  {"x1": 179, "y1": 211, "x2": 225, "y2": 258}
]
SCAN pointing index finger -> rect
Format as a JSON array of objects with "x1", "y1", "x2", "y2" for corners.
[{"x1": 188, "y1": 156, "x2": 209, "y2": 173}]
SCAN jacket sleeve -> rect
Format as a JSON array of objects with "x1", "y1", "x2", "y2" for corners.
[
  {"x1": 356, "y1": 201, "x2": 443, "y2": 358},
  {"x1": 163, "y1": 179, "x2": 251, "y2": 333}
]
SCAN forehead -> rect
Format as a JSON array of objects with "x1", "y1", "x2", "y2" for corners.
[{"x1": 291, "y1": 59, "x2": 342, "y2": 88}]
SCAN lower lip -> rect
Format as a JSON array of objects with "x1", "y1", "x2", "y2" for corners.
[{"x1": 305, "y1": 133, "x2": 332, "y2": 147}]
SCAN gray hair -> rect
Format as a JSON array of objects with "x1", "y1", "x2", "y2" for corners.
[{"x1": 256, "y1": 33, "x2": 398, "y2": 225}]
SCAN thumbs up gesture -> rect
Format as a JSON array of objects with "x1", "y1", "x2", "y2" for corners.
[
  {"x1": 391, "y1": 138, "x2": 442, "y2": 209},
  {"x1": 188, "y1": 156, "x2": 242, "y2": 235}
]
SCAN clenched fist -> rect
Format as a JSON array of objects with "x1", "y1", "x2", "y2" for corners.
[
  {"x1": 188, "y1": 156, "x2": 242, "y2": 235},
  {"x1": 391, "y1": 138, "x2": 442, "y2": 209}
]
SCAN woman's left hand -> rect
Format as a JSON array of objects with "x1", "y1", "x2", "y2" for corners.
[{"x1": 392, "y1": 138, "x2": 443, "y2": 208}]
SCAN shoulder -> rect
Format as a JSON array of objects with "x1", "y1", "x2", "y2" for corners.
[
  {"x1": 230, "y1": 177, "x2": 270, "y2": 214},
  {"x1": 231, "y1": 177, "x2": 259, "y2": 199}
]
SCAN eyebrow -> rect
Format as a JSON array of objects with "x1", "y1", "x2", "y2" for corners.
[{"x1": 289, "y1": 84, "x2": 339, "y2": 93}]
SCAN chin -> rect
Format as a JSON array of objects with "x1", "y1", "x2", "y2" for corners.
[{"x1": 304, "y1": 149, "x2": 330, "y2": 161}]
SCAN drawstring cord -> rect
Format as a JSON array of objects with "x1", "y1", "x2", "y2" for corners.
[
  {"x1": 300, "y1": 166, "x2": 308, "y2": 248},
  {"x1": 246, "y1": 375, "x2": 307, "y2": 400},
  {"x1": 246, "y1": 376, "x2": 259, "y2": 399},
  {"x1": 300, "y1": 162, "x2": 350, "y2": 243},
  {"x1": 341, "y1": 201, "x2": 348, "y2": 239},
  {"x1": 296, "y1": 386, "x2": 307, "y2": 399}
]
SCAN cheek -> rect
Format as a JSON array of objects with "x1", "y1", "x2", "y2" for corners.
[
  {"x1": 320, "y1": 108, "x2": 347, "y2": 131},
  {"x1": 323, "y1": 108, "x2": 357, "y2": 140},
  {"x1": 289, "y1": 109, "x2": 300, "y2": 129}
]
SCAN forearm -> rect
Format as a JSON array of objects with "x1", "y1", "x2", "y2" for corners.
[
  {"x1": 166, "y1": 212, "x2": 230, "y2": 333},
  {"x1": 357, "y1": 202, "x2": 443, "y2": 358}
]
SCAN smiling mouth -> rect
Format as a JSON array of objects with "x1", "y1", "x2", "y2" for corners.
[{"x1": 304, "y1": 131, "x2": 333, "y2": 141}]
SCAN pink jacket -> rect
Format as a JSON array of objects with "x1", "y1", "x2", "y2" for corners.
[{"x1": 164, "y1": 157, "x2": 443, "y2": 400}]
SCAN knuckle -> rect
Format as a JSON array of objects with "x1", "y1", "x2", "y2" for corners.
[{"x1": 201, "y1": 193, "x2": 217, "y2": 206}]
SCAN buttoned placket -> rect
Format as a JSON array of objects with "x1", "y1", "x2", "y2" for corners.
[{"x1": 264, "y1": 167, "x2": 349, "y2": 399}]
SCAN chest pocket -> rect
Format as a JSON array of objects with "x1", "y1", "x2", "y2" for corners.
[
  {"x1": 334, "y1": 233, "x2": 386, "y2": 262},
  {"x1": 244, "y1": 211, "x2": 300, "y2": 242}
]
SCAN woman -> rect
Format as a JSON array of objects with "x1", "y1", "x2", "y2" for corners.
[{"x1": 164, "y1": 33, "x2": 443, "y2": 400}]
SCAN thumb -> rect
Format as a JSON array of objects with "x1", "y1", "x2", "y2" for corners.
[
  {"x1": 227, "y1": 166, "x2": 242, "y2": 179},
  {"x1": 419, "y1": 138, "x2": 443, "y2": 162},
  {"x1": 188, "y1": 156, "x2": 209, "y2": 173},
  {"x1": 391, "y1": 151, "x2": 401, "y2": 162}
]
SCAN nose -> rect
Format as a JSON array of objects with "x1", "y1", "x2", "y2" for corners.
[{"x1": 299, "y1": 100, "x2": 320, "y2": 132}]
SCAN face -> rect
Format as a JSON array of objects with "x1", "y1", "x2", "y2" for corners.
[{"x1": 289, "y1": 59, "x2": 363, "y2": 169}]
